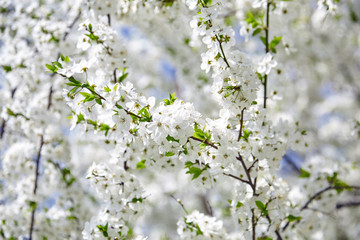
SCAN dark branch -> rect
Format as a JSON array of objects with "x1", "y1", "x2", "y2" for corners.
[
  {"x1": 63, "y1": 11, "x2": 81, "y2": 40},
  {"x1": 29, "y1": 135, "x2": 44, "y2": 240},
  {"x1": 263, "y1": 2, "x2": 270, "y2": 109},
  {"x1": 47, "y1": 85, "x2": 53, "y2": 110},
  {"x1": 215, "y1": 35, "x2": 231, "y2": 68},
  {"x1": 190, "y1": 136, "x2": 218, "y2": 149},
  {"x1": 223, "y1": 172, "x2": 249, "y2": 184},
  {"x1": 236, "y1": 154, "x2": 258, "y2": 195},
  {"x1": 283, "y1": 185, "x2": 360, "y2": 231},
  {"x1": 170, "y1": 195, "x2": 188, "y2": 215},
  {"x1": 336, "y1": 199, "x2": 360, "y2": 209},
  {"x1": 113, "y1": 68, "x2": 117, "y2": 84},
  {"x1": 237, "y1": 107, "x2": 246, "y2": 142},
  {"x1": 0, "y1": 119, "x2": 6, "y2": 139},
  {"x1": 107, "y1": 13, "x2": 111, "y2": 26}
]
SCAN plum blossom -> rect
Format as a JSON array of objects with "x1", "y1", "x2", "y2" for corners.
[{"x1": 257, "y1": 53, "x2": 277, "y2": 75}]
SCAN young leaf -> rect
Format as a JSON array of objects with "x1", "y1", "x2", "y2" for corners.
[
  {"x1": 299, "y1": 168, "x2": 311, "y2": 178},
  {"x1": 136, "y1": 160, "x2": 146, "y2": 169}
]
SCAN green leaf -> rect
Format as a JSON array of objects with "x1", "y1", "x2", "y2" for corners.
[
  {"x1": 214, "y1": 52, "x2": 222, "y2": 61},
  {"x1": 163, "y1": 93, "x2": 177, "y2": 105},
  {"x1": 242, "y1": 129, "x2": 252, "y2": 141},
  {"x1": 104, "y1": 86, "x2": 111, "y2": 92},
  {"x1": 76, "y1": 113, "x2": 84, "y2": 124},
  {"x1": 52, "y1": 61, "x2": 62, "y2": 69},
  {"x1": 45, "y1": 64, "x2": 57, "y2": 73},
  {"x1": 185, "y1": 161, "x2": 195, "y2": 168},
  {"x1": 270, "y1": 36, "x2": 282, "y2": 53},
  {"x1": 118, "y1": 72, "x2": 128, "y2": 82},
  {"x1": 79, "y1": 92, "x2": 95, "y2": 103},
  {"x1": 257, "y1": 237, "x2": 273, "y2": 240},
  {"x1": 2, "y1": 65, "x2": 12, "y2": 72},
  {"x1": 97, "y1": 223, "x2": 108, "y2": 237},
  {"x1": 68, "y1": 76, "x2": 81, "y2": 85},
  {"x1": 255, "y1": 200, "x2": 268, "y2": 216},
  {"x1": 28, "y1": 201, "x2": 37, "y2": 210},
  {"x1": 136, "y1": 160, "x2": 146, "y2": 169},
  {"x1": 236, "y1": 201, "x2": 243, "y2": 208},
  {"x1": 99, "y1": 123, "x2": 110, "y2": 136},
  {"x1": 138, "y1": 107, "x2": 152, "y2": 122},
  {"x1": 186, "y1": 167, "x2": 205, "y2": 180},
  {"x1": 259, "y1": 36, "x2": 267, "y2": 46},
  {"x1": 131, "y1": 197, "x2": 143, "y2": 203},
  {"x1": 166, "y1": 135, "x2": 180, "y2": 143},
  {"x1": 286, "y1": 214, "x2": 302, "y2": 222},
  {"x1": 165, "y1": 152, "x2": 175, "y2": 157},
  {"x1": 182, "y1": 145, "x2": 188, "y2": 155},
  {"x1": 252, "y1": 28, "x2": 262, "y2": 36},
  {"x1": 299, "y1": 168, "x2": 311, "y2": 178},
  {"x1": 95, "y1": 98, "x2": 102, "y2": 105}
]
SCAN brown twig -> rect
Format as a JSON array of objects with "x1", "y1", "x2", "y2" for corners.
[
  {"x1": 283, "y1": 185, "x2": 360, "y2": 231},
  {"x1": 215, "y1": 35, "x2": 231, "y2": 68},
  {"x1": 236, "y1": 154, "x2": 258, "y2": 195},
  {"x1": 223, "y1": 172, "x2": 249, "y2": 184},
  {"x1": 47, "y1": 85, "x2": 53, "y2": 110},
  {"x1": 336, "y1": 199, "x2": 360, "y2": 209},
  {"x1": 113, "y1": 68, "x2": 117, "y2": 84},
  {"x1": 190, "y1": 136, "x2": 218, "y2": 149},
  {"x1": 63, "y1": 11, "x2": 81, "y2": 41},
  {"x1": 263, "y1": 2, "x2": 270, "y2": 109},
  {"x1": 170, "y1": 195, "x2": 188, "y2": 214},
  {"x1": 29, "y1": 135, "x2": 44, "y2": 240},
  {"x1": 237, "y1": 107, "x2": 246, "y2": 142},
  {"x1": 0, "y1": 119, "x2": 5, "y2": 139}
]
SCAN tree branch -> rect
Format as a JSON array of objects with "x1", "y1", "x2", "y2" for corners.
[
  {"x1": 237, "y1": 107, "x2": 246, "y2": 142},
  {"x1": 190, "y1": 136, "x2": 218, "y2": 149},
  {"x1": 47, "y1": 85, "x2": 53, "y2": 110},
  {"x1": 336, "y1": 199, "x2": 360, "y2": 209},
  {"x1": 63, "y1": 11, "x2": 81, "y2": 40},
  {"x1": 263, "y1": 1, "x2": 270, "y2": 108},
  {"x1": 215, "y1": 34, "x2": 231, "y2": 68},
  {"x1": 0, "y1": 119, "x2": 6, "y2": 139},
  {"x1": 223, "y1": 172, "x2": 249, "y2": 184},
  {"x1": 283, "y1": 185, "x2": 360, "y2": 231},
  {"x1": 29, "y1": 135, "x2": 44, "y2": 240},
  {"x1": 236, "y1": 154, "x2": 258, "y2": 195}
]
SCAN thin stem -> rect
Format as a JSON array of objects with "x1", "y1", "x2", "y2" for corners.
[
  {"x1": 251, "y1": 208, "x2": 256, "y2": 240},
  {"x1": 107, "y1": 13, "x2": 111, "y2": 26},
  {"x1": 123, "y1": 108, "x2": 142, "y2": 120},
  {"x1": 223, "y1": 173, "x2": 249, "y2": 184},
  {"x1": 63, "y1": 11, "x2": 81, "y2": 41},
  {"x1": 29, "y1": 135, "x2": 44, "y2": 240},
  {"x1": 336, "y1": 199, "x2": 360, "y2": 209},
  {"x1": 215, "y1": 35, "x2": 231, "y2": 68},
  {"x1": 237, "y1": 107, "x2": 246, "y2": 141},
  {"x1": 47, "y1": 85, "x2": 53, "y2": 110},
  {"x1": 283, "y1": 185, "x2": 360, "y2": 231},
  {"x1": 248, "y1": 158, "x2": 258, "y2": 172},
  {"x1": 236, "y1": 154, "x2": 258, "y2": 195},
  {"x1": 0, "y1": 119, "x2": 5, "y2": 139},
  {"x1": 170, "y1": 195, "x2": 188, "y2": 214},
  {"x1": 190, "y1": 136, "x2": 218, "y2": 149},
  {"x1": 123, "y1": 161, "x2": 129, "y2": 171},
  {"x1": 263, "y1": 1, "x2": 270, "y2": 108},
  {"x1": 113, "y1": 68, "x2": 117, "y2": 84},
  {"x1": 275, "y1": 229, "x2": 283, "y2": 240},
  {"x1": 301, "y1": 186, "x2": 360, "y2": 211}
]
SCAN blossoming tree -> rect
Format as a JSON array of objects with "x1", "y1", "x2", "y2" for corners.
[{"x1": 1, "y1": 0, "x2": 360, "y2": 239}]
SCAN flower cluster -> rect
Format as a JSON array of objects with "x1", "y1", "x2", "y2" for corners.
[{"x1": 1, "y1": 0, "x2": 359, "y2": 239}]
